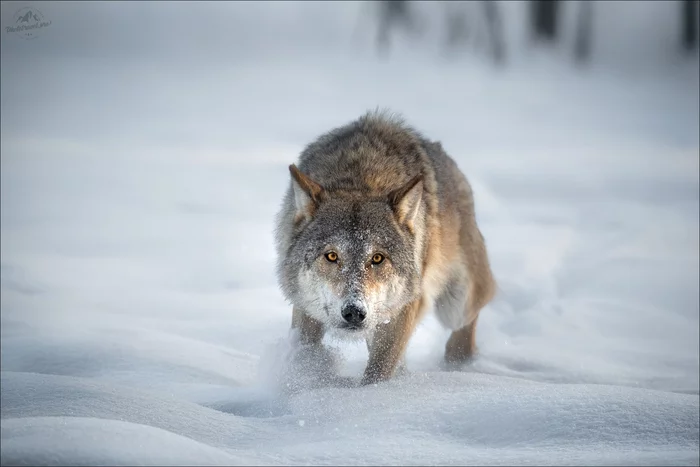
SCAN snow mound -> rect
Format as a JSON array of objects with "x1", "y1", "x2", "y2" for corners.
[
  {"x1": 1, "y1": 370, "x2": 697, "y2": 466},
  {"x1": 1, "y1": 417, "x2": 249, "y2": 466}
]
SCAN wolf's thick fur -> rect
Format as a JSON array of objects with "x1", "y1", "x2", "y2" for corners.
[{"x1": 275, "y1": 110, "x2": 496, "y2": 385}]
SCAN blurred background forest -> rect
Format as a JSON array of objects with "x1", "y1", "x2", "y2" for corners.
[{"x1": 367, "y1": 0, "x2": 698, "y2": 65}]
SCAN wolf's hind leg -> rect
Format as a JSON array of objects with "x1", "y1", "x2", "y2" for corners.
[
  {"x1": 443, "y1": 267, "x2": 495, "y2": 364},
  {"x1": 442, "y1": 215, "x2": 496, "y2": 365},
  {"x1": 443, "y1": 271, "x2": 495, "y2": 364},
  {"x1": 436, "y1": 276, "x2": 480, "y2": 364},
  {"x1": 291, "y1": 306, "x2": 325, "y2": 346},
  {"x1": 444, "y1": 314, "x2": 479, "y2": 363},
  {"x1": 433, "y1": 272, "x2": 469, "y2": 331}
]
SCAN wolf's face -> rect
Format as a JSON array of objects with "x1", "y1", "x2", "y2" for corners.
[{"x1": 282, "y1": 166, "x2": 424, "y2": 337}]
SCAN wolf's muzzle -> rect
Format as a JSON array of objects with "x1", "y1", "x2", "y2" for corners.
[{"x1": 341, "y1": 303, "x2": 366, "y2": 326}]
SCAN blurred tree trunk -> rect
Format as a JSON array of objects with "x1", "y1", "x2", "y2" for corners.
[
  {"x1": 574, "y1": 1, "x2": 593, "y2": 62},
  {"x1": 443, "y1": 1, "x2": 506, "y2": 64},
  {"x1": 482, "y1": 0, "x2": 506, "y2": 63},
  {"x1": 375, "y1": 0, "x2": 417, "y2": 54},
  {"x1": 445, "y1": 2, "x2": 470, "y2": 48},
  {"x1": 530, "y1": 0, "x2": 560, "y2": 42},
  {"x1": 681, "y1": 0, "x2": 698, "y2": 52}
]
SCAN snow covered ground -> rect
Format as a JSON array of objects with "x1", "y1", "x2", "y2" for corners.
[{"x1": 1, "y1": 1, "x2": 698, "y2": 465}]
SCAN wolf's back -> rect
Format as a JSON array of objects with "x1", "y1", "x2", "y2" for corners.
[{"x1": 293, "y1": 110, "x2": 434, "y2": 197}]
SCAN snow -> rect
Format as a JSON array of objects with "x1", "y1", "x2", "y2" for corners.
[{"x1": 1, "y1": 1, "x2": 699, "y2": 465}]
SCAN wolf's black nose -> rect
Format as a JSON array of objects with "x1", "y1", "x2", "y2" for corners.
[{"x1": 341, "y1": 304, "x2": 366, "y2": 325}]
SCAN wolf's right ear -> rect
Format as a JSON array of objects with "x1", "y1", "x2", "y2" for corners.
[
  {"x1": 289, "y1": 164, "x2": 325, "y2": 222},
  {"x1": 388, "y1": 174, "x2": 423, "y2": 232}
]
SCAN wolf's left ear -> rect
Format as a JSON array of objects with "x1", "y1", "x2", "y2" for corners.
[
  {"x1": 289, "y1": 164, "x2": 325, "y2": 222},
  {"x1": 388, "y1": 174, "x2": 423, "y2": 231}
]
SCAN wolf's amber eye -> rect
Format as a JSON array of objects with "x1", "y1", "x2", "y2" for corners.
[
  {"x1": 371, "y1": 253, "x2": 384, "y2": 265},
  {"x1": 325, "y1": 251, "x2": 338, "y2": 262}
]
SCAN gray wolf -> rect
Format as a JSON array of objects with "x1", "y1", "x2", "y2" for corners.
[{"x1": 274, "y1": 110, "x2": 496, "y2": 385}]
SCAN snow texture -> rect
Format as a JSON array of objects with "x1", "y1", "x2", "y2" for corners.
[{"x1": 1, "y1": 1, "x2": 698, "y2": 465}]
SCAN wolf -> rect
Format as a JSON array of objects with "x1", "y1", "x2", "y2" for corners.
[{"x1": 274, "y1": 110, "x2": 496, "y2": 385}]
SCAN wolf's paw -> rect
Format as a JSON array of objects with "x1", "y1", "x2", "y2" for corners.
[
  {"x1": 444, "y1": 332, "x2": 478, "y2": 365},
  {"x1": 359, "y1": 375, "x2": 382, "y2": 387},
  {"x1": 394, "y1": 362, "x2": 409, "y2": 378},
  {"x1": 281, "y1": 343, "x2": 347, "y2": 392},
  {"x1": 442, "y1": 349, "x2": 478, "y2": 372},
  {"x1": 360, "y1": 367, "x2": 397, "y2": 386}
]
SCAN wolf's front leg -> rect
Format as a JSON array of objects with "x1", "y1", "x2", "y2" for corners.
[
  {"x1": 291, "y1": 306, "x2": 325, "y2": 346},
  {"x1": 365, "y1": 334, "x2": 408, "y2": 377},
  {"x1": 361, "y1": 299, "x2": 423, "y2": 385}
]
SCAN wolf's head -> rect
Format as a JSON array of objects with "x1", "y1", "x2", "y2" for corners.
[{"x1": 279, "y1": 164, "x2": 425, "y2": 337}]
